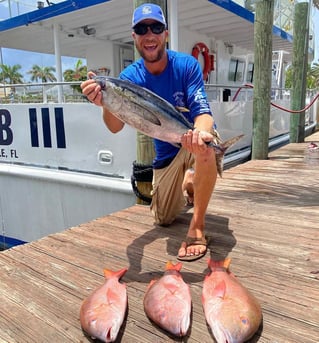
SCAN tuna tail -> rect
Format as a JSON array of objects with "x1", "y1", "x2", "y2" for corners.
[
  {"x1": 212, "y1": 134, "x2": 244, "y2": 177},
  {"x1": 165, "y1": 261, "x2": 183, "y2": 272},
  {"x1": 207, "y1": 258, "x2": 231, "y2": 271},
  {"x1": 220, "y1": 134, "x2": 245, "y2": 152},
  {"x1": 103, "y1": 267, "x2": 128, "y2": 280}
]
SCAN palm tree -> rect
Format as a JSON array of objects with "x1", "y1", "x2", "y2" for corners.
[
  {"x1": 0, "y1": 64, "x2": 24, "y2": 97},
  {"x1": 285, "y1": 63, "x2": 319, "y2": 89},
  {"x1": 309, "y1": 63, "x2": 319, "y2": 88},
  {"x1": 27, "y1": 65, "x2": 57, "y2": 82},
  {"x1": 0, "y1": 64, "x2": 23, "y2": 84},
  {"x1": 63, "y1": 59, "x2": 87, "y2": 93},
  {"x1": 26, "y1": 65, "x2": 57, "y2": 102}
]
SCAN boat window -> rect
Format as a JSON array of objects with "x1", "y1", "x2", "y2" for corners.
[
  {"x1": 228, "y1": 58, "x2": 245, "y2": 82},
  {"x1": 246, "y1": 62, "x2": 254, "y2": 83}
]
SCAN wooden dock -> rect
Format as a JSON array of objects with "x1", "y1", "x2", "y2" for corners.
[{"x1": 1, "y1": 132, "x2": 319, "y2": 343}]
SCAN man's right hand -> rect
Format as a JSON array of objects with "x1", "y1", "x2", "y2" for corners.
[{"x1": 80, "y1": 71, "x2": 103, "y2": 106}]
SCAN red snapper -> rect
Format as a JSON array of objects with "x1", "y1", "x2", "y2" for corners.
[
  {"x1": 80, "y1": 267, "x2": 128, "y2": 342},
  {"x1": 202, "y1": 258, "x2": 262, "y2": 343},
  {"x1": 143, "y1": 261, "x2": 192, "y2": 336}
]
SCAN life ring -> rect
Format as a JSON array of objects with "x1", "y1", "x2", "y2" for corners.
[{"x1": 192, "y1": 42, "x2": 211, "y2": 81}]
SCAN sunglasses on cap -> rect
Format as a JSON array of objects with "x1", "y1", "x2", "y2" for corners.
[{"x1": 133, "y1": 22, "x2": 166, "y2": 35}]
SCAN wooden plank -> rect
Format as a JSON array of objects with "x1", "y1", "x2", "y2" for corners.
[{"x1": 0, "y1": 132, "x2": 319, "y2": 342}]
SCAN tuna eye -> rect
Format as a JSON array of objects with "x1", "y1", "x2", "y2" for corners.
[
  {"x1": 99, "y1": 80, "x2": 106, "y2": 90},
  {"x1": 94, "y1": 77, "x2": 106, "y2": 90}
]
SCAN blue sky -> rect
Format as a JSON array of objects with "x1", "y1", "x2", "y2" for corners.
[
  {"x1": 0, "y1": 0, "x2": 85, "y2": 82},
  {"x1": 0, "y1": 48, "x2": 85, "y2": 82},
  {"x1": 0, "y1": 0, "x2": 318, "y2": 82}
]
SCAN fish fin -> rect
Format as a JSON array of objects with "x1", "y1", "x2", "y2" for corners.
[
  {"x1": 207, "y1": 258, "x2": 231, "y2": 271},
  {"x1": 146, "y1": 278, "x2": 160, "y2": 292},
  {"x1": 223, "y1": 258, "x2": 232, "y2": 269},
  {"x1": 149, "y1": 279, "x2": 157, "y2": 287},
  {"x1": 207, "y1": 133, "x2": 244, "y2": 152},
  {"x1": 166, "y1": 283, "x2": 180, "y2": 294},
  {"x1": 220, "y1": 134, "x2": 245, "y2": 151},
  {"x1": 206, "y1": 132, "x2": 244, "y2": 178},
  {"x1": 128, "y1": 100, "x2": 162, "y2": 126},
  {"x1": 106, "y1": 288, "x2": 119, "y2": 304},
  {"x1": 175, "y1": 106, "x2": 190, "y2": 112},
  {"x1": 103, "y1": 267, "x2": 128, "y2": 280},
  {"x1": 165, "y1": 261, "x2": 182, "y2": 271},
  {"x1": 213, "y1": 280, "x2": 227, "y2": 299}
]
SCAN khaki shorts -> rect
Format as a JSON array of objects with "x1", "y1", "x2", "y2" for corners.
[{"x1": 150, "y1": 148, "x2": 195, "y2": 226}]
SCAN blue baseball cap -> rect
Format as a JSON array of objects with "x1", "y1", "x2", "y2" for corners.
[{"x1": 132, "y1": 3, "x2": 166, "y2": 28}]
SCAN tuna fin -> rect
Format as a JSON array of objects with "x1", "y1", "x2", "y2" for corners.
[
  {"x1": 208, "y1": 133, "x2": 244, "y2": 152},
  {"x1": 175, "y1": 106, "x2": 190, "y2": 113},
  {"x1": 213, "y1": 280, "x2": 227, "y2": 299},
  {"x1": 207, "y1": 133, "x2": 244, "y2": 178},
  {"x1": 165, "y1": 261, "x2": 183, "y2": 271},
  {"x1": 220, "y1": 134, "x2": 245, "y2": 151},
  {"x1": 103, "y1": 267, "x2": 128, "y2": 280}
]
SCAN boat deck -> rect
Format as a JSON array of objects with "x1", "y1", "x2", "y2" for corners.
[{"x1": 1, "y1": 131, "x2": 319, "y2": 343}]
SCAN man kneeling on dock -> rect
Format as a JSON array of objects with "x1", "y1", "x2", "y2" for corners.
[{"x1": 81, "y1": 3, "x2": 218, "y2": 262}]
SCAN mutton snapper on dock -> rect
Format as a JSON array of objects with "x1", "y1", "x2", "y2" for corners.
[
  {"x1": 80, "y1": 267, "x2": 128, "y2": 342},
  {"x1": 94, "y1": 76, "x2": 244, "y2": 177},
  {"x1": 143, "y1": 261, "x2": 192, "y2": 337},
  {"x1": 202, "y1": 258, "x2": 262, "y2": 343}
]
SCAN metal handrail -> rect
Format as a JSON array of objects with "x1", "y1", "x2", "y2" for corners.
[{"x1": 0, "y1": 80, "x2": 312, "y2": 104}]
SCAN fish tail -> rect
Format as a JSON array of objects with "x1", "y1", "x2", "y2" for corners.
[
  {"x1": 215, "y1": 155, "x2": 224, "y2": 178},
  {"x1": 207, "y1": 258, "x2": 231, "y2": 271},
  {"x1": 210, "y1": 133, "x2": 244, "y2": 178},
  {"x1": 210, "y1": 133, "x2": 244, "y2": 152},
  {"x1": 220, "y1": 134, "x2": 245, "y2": 151},
  {"x1": 165, "y1": 261, "x2": 183, "y2": 272},
  {"x1": 103, "y1": 267, "x2": 128, "y2": 280}
]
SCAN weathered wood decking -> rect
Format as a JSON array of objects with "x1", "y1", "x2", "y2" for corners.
[{"x1": 1, "y1": 132, "x2": 319, "y2": 343}]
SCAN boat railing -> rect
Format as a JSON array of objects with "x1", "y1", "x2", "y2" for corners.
[
  {"x1": 0, "y1": 81, "x2": 87, "y2": 104},
  {"x1": 0, "y1": 80, "x2": 315, "y2": 105},
  {"x1": 204, "y1": 83, "x2": 296, "y2": 102}
]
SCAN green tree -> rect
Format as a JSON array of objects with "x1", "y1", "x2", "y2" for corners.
[
  {"x1": 63, "y1": 59, "x2": 87, "y2": 93},
  {"x1": 27, "y1": 65, "x2": 57, "y2": 82},
  {"x1": 0, "y1": 64, "x2": 23, "y2": 84},
  {"x1": 285, "y1": 63, "x2": 318, "y2": 89},
  {"x1": 309, "y1": 62, "x2": 319, "y2": 88}
]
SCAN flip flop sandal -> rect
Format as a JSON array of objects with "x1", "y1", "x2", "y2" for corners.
[{"x1": 177, "y1": 235, "x2": 209, "y2": 262}]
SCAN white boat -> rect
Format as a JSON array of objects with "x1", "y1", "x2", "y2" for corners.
[{"x1": 0, "y1": 0, "x2": 317, "y2": 248}]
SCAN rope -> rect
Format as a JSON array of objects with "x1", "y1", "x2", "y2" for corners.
[
  {"x1": 232, "y1": 83, "x2": 319, "y2": 113},
  {"x1": 131, "y1": 161, "x2": 153, "y2": 204}
]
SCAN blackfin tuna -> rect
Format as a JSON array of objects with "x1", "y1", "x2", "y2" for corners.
[{"x1": 94, "y1": 76, "x2": 243, "y2": 176}]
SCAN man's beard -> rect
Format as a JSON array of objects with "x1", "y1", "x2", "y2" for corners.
[{"x1": 137, "y1": 43, "x2": 165, "y2": 63}]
